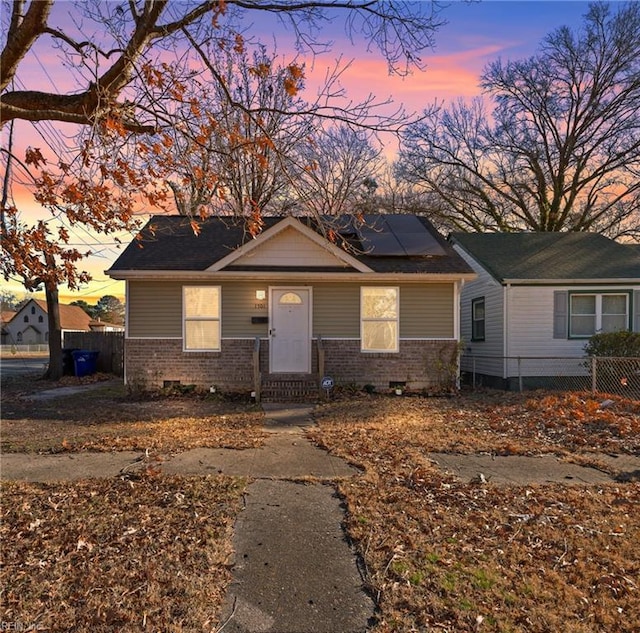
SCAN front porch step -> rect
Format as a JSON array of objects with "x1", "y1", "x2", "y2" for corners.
[{"x1": 260, "y1": 376, "x2": 320, "y2": 403}]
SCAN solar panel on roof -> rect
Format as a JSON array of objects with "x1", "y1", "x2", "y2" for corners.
[
  {"x1": 357, "y1": 214, "x2": 446, "y2": 256},
  {"x1": 356, "y1": 216, "x2": 397, "y2": 255}
]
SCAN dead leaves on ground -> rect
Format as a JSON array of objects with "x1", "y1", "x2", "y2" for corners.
[
  {"x1": 1, "y1": 475, "x2": 246, "y2": 631},
  {"x1": 311, "y1": 391, "x2": 640, "y2": 632},
  {"x1": 339, "y1": 474, "x2": 640, "y2": 633},
  {"x1": 1, "y1": 398, "x2": 266, "y2": 454},
  {"x1": 311, "y1": 390, "x2": 640, "y2": 460}
]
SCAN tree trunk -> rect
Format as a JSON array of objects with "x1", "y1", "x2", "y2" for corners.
[{"x1": 44, "y1": 273, "x2": 63, "y2": 380}]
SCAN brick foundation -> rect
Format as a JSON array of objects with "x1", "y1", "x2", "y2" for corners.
[
  {"x1": 125, "y1": 339, "x2": 256, "y2": 391},
  {"x1": 321, "y1": 339, "x2": 459, "y2": 390},
  {"x1": 125, "y1": 338, "x2": 459, "y2": 393}
]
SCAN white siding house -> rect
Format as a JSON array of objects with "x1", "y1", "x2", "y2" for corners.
[{"x1": 451, "y1": 233, "x2": 640, "y2": 389}]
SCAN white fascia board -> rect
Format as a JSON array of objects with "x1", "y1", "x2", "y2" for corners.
[
  {"x1": 503, "y1": 278, "x2": 640, "y2": 285},
  {"x1": 206, "y1": 216, "x2": 372, "y2": 273},
  {"x1": 106, "y1": 269, "x2": 477, "y2": 283}
]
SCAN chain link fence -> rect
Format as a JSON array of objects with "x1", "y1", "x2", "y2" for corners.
[{"x1": 462, "y1": 355, "x2": 640, "y2": 398}]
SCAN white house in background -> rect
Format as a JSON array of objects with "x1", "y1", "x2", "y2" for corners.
[
  {"x1": 88, "y1": 318, "x2": 125, "y2": 333},
  {"x1": 449, "y1": 232, "x2": 640, "y2": 390},
  {"x1": 3, "y1": 299, "x2": 93, "y2": 345}
]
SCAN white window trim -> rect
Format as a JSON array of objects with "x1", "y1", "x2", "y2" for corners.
[
  {"x1": 360, "y1": 286, "x2": 399, "y2": 353},
  {"x1": 471, "y1": 296, "x2": 486, "y2": 342},
  {"x1": 182, "y1": 285, "x2": 221, "y2": 352},
  {"x1": 569, "y1": 292, "x2": 629, "y2": 338}
]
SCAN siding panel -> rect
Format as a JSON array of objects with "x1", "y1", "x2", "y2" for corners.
[
  {"x1": 401, "y1": 284, "x2": 453, "y2": 338},
  {"x1": 129, "y1": 280, "x2": 458, "y2": 340},
  {"x1": 455, "y1": 245, "x2": 505, "y2": 377},
  {"x1": 233, "y1": 226, "x2": 349, "y2": 268},
  {"x1": 128, "y1": 281, "x2": 182, "y2": 337}
]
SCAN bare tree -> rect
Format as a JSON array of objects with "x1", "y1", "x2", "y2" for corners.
[
  {"x1": 1, "y1": 0, "x2": 446, "y2": 129},
  {"x1": 154, "y1": 44, "x2": 313, "y2": 218},
  {"x1": 291, "y1": 124, "x2": 385, "y2": 217},
  {"x1": 396, "y1": 2, "x2": 640, "y2": 239},
  {"x1": 1, "y1": 0, "x2": 447, "y2": 376}
]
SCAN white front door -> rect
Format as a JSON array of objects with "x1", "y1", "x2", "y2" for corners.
[{"x1": 270, "y1": 288, "x2": 311, "y2": 373}]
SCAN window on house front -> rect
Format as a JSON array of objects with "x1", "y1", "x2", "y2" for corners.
[
  {"x1": 183, "y1": 286, "x2": 221, "y2": 351},
  {"x1": 569, "y1": 293, "x2": 629, "y2": 337},
  {"x1": 17, "y1": 332, "x2": 23, "y2": 342},
  {"x1": 31, "y1": 306, "x2": 35, "y2": 315},
  {"x1": 38, "y1": 316, "x2": 44, "y2": 323},
  {"x1": 471, "y1": 297, "x2": 486, "y2": 341},
  {"x1": 24, "y1": 316, "x2": 28, "y2": 323},
  {"x1": 361, "y1": 287, "x2": 399, "y2": 352}
]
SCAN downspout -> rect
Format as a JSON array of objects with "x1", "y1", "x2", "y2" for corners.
[
  {"x1": 455, "y1": 280, "x2": 463, "y2": 389},
  {"x1": 503, "y1": 283, "x2": 510, "y2": 381},
  {"x1": 124, "y1": 279, "x2": 129, "y2": 386}
]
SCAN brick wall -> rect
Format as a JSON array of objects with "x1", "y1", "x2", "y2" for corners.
[
  {"x1": 125, "y1": 337, "x2": 459, "y2": 392},
  {"x1": 125, "y1": 339, "x2": 256, "y2": 391},
  {"x1": 321, "y1": 339, "x2": 459, "y2": 390}
]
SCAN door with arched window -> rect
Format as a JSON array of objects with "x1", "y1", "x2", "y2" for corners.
[{"x1": 269, "y1": 288, "x2": 311, "y2": 373}]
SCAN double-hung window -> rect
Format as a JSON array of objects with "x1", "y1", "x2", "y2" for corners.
[
  {"x1": 471, "y1": 297, "x2": 486, "y2": 341},
  {"x1": 569, "y1": 292, "x2": 629, "y2": 337},
  {"x1": 361, "y1": 287, "x2": 399, "y2": 352},
  {"x1": 183, "y1": 286, "x2": 221, "y2": 351}
]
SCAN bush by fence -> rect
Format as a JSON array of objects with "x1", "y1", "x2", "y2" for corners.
[
  {"x1": 63, "y1": 331, "x2": 124, "y2": 376},
  {"x1": 462, "y1": 354, "x2": 640, "y2": 397}
]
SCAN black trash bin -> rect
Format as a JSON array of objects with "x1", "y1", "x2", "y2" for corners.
[
  {"x1": 72, "y1": 350, "x2": 99, "y2": 377},
  {"x1": 62, "y1": 348, "x2": 78, "y2": 376}
]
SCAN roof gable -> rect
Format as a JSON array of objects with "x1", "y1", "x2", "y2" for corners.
[
  {"x1": 17, "y1": 298, "x2": 93, "y2": 331},
  {"x1": 210, "y1": 217, "x2": 370, "y2": 272},
  {"x1": 451, "y1": 232, "x2": 640, "y2": 282}
]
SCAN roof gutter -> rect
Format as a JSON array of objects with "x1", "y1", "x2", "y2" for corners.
[
  {"x1": 502, "y1": 278, "x2": 639, "y2": 285},
  {"x1": 105, "y1": 269, "x2": 477, "y2": 283}
]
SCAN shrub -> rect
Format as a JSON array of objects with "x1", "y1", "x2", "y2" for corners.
[{"x1": 584, "y1": 330, "x2": 640, "y2": 357}]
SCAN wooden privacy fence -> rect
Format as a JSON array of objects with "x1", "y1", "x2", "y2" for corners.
[{"x1": 63, "y1": 331, "x2": 124, "y2": 376}]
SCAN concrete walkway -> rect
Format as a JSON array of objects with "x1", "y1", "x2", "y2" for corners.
[
  {"x1": 217, "y1": 404, "x2": 374, "y2": 633},
  {"x1": 3, "y1": 402, "x2": 639, "y2": 633},
  {"x1": 1, "y1": 404, "x2": 375, "y2": 633}
]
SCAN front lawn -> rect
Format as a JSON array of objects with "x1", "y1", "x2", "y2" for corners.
[
  {"x1": 1, "y1": 378, "x2": 266, "y2": 453},
  {"x1": 2, "y1": 382, "x2": 639, "y2": 632},
  {"x1": 310, "y1": 391, "x2": 640, "y2": 632},
  {"x1": 1, "y1": 475, "x2": 246, "y2": 631}
]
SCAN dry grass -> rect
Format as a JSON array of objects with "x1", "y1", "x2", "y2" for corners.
[
  {"x1": 1, "y1": 379, "x2": 266, "y2": 453},
  {"x1": 1, "y1": 475, "x2": 246, "y2": 632},
  {"x1": 3, "y1": 381, "x2": 640, "y2": 632},
  {"x1": 310, "y1": 391, "x2": 640, "y2": 632}
]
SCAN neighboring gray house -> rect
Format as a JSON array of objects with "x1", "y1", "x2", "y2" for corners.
[
  {"x1": 107, "y1": 214, "x2": 475, "y2": 397},
  {"x1": 450, "y1": 232, "x2": 640, "y2": 389}
]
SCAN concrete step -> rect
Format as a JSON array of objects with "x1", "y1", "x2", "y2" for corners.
[{"x1": 260, "y1": 376, "x2": 320, "y2": 403}]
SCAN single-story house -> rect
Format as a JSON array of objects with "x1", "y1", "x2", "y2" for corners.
[
  {"x1": 449, "y1": 232, "x2": 640, "y2": 389},
  {"x1": 3, "y1": 299, "x2": 93, "y2": 345},
  {"x1": 106, "y1": 214, "x2": 475, "y2": 397}
]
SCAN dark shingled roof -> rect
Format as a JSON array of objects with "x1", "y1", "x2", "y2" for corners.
[
  {"x1": 109, "y1": 215, "x2": 474, "y2": 275},
  {"x1": 451, "y1": 232, "x2": 640, "y2": 282}
]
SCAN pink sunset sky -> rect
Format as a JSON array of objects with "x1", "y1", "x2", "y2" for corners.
[{"x1": 2, "y1": 1, "x2": 592, "y2": 305}]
